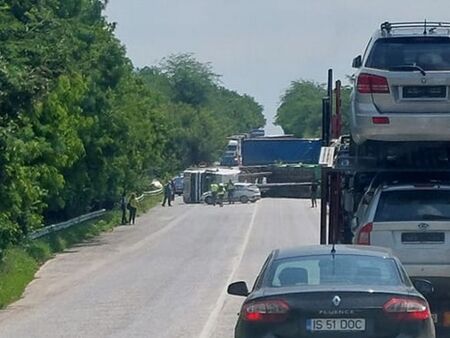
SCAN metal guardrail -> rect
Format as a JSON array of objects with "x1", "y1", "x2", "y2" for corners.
[
  {"x1": 29, "y1": 209, "x2": 107, "y2": 240},
  {"x1": 136, "y1": 187, "x2": 163, "y2": 201},
  {"x1": 29, "y1": 188, "x2": 163, "y2": 240}
]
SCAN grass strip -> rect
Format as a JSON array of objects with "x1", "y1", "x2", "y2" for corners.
[{"x1": 0, "y1": 193, "x2": 162, "y2": 309}]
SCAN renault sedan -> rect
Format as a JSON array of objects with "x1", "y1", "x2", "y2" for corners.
[{"x1": 228, "y1": 245, "x2": 435, "y2": 338}]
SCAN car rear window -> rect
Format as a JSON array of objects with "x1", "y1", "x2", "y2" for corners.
[
  {"x1": 266, "y1": 254, "x2": 401, "y2": 287},
  {"x1": 366, "y1": 37, "x2": 450, "y2": 70},
  {"x1": 375, "y1": 189, "x2": 450, "y2": 222}
]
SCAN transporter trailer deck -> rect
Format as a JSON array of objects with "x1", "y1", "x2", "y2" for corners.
[{"x1": 320, "y1": 70, "x2": 450, "y2": 334}]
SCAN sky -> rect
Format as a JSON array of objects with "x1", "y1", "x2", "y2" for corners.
[{"x1": 105, "y1": 0, "x2": 450, "y2": 134}]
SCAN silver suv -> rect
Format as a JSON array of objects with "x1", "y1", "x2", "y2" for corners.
[
  {"x1": 352, "y1": 183, "x2": 450, "y2": 297},
  {"x1": 351, "y1": 21, "x2": 450, "y2": 144}
]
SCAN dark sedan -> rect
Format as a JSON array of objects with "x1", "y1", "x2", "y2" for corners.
[{"x1": 228, "y1": 245, "x2": 435, "y2": 338}]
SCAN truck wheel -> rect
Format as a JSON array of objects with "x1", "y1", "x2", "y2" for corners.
[
  {"x1": 240, "y1": 196, "x2": 249, "y2": 204},
  {"x1": 205, "y1": 196, "x2": 213, "y2": 205}
]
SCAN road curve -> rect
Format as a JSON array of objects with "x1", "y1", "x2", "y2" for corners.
[{"x1": 0, "y1": 198, "x2": 320, "y2": 338}]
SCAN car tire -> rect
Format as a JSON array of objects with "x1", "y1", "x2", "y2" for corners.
[
  {"x1": 205, "y1": 196, "x2": 213, "y2": 205},
  {"x1": 240, "y1": 196, "x2": 249, "y2": 204}
]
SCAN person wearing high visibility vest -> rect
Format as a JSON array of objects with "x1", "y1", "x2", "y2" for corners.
[
  {"x1": 217, "y1": 183, "x2": 225, "y2": 207},
  {"x1": 210, "y1": 183, "x2": 219, "y2": 206}
]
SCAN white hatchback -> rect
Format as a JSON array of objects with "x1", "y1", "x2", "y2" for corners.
[
  {"x1": 353, "y1": 183, "x2": 450, "y2": 296},
  {"x1": 201, "y1": 183, "x2": 261, "y2": 205}
]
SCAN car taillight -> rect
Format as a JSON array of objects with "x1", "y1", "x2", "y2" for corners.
[
  {"x1": 357, "y1": 73, "x2": 390, "y2": 94},
  {"x1": 383, "y1": 297, "x2": 430, "y2": 321},
  {"x1": 242, "y1": 299, "x2": 289, "y2": 322},
  {"x1": 356, "y1": 222, "x2": 373, "y2": 245},
  {"x1": 372, "y1": 116, "x2": 390, "y2": 124}
]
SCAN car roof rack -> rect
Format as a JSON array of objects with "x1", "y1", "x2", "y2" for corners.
[{"x1": 381, "y1": 21, "x2": 450, "y2": 34}]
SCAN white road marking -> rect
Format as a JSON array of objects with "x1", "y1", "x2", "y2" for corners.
[{"x1": 198, "y1": 203, "x2": 259, "y2": 338}]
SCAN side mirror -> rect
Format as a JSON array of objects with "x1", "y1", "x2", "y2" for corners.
[
  {"x1": 227, "y1": 281, "x2": 249, "y2": 297},
  {"x1": 412, "y1": 279, "x2": 434, "y2": 296},
  {"x1": 352, "y1": 55, "x2": 362, "y2": 68}
]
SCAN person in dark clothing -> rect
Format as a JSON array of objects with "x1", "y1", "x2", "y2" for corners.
[
  {"x1": 310, "y1": 181, "x2": 318, "y2": 208},
  {"x1": 120, "y1": 192, "x2": 128, "y2": 225},
  {"x1": 162, "y1": 182, "x2": 172, "y2": 207},
  {"x1": 128, "y1": 193, "x2": 138, "y2": 224},
  {"x1": 226, "y1": 179, "x2": 235, "y2": 204}
]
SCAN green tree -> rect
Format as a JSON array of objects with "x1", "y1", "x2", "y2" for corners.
[
  {"x1": 275, "y1": 80, "x2": 351, "y2": 138},
  {"x1": 0, "y1": 2, "x2": 265, "y2": 249},
  {"x1": 138, "y1": 54, "x2": 265, "y2": 168}
]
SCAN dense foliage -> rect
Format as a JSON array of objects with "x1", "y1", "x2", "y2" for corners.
[
  {"x1": 138, "y1": 54, "x2": 265, "y2": 168},
  {"x1": 0, "y1": 1, "x2": 265, "y2": 249},
  {"x1": 275, "y1": 80, "x2": 351, "y2": 138}
]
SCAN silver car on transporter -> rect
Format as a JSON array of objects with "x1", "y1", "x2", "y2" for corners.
[
  {"x1": 352, "y1": 182, "x2": 450, "y2": 298},
  {"x1": 351, "y1": 21, "x2": 450, "y2": 144}
]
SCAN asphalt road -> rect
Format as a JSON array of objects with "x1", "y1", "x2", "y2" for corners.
[{"x1": 0, "y1": 198, "x2": 320, "y2": 338}]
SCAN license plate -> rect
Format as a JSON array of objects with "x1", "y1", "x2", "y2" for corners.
[
  {"x1": 403, "y1": 86, "x2": 446, "y2": 98},
  {"x1": 306, "y1": 318, "x2": 366, "y2": 331},
  {"x1": 401, "y1": 232, "x2": 444, "y2": 243}
]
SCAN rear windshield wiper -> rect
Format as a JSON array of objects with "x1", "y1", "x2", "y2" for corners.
[
  {"x1": 389, "y1": 64, "x2": 426, "y2": 76},
  {"x1": 421, "y1": 213, "x2": 450, "y2": 220}
]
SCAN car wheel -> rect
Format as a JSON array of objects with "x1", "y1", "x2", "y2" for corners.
[
  {"x1": 240, "y1": 195, "x2": 249, "y2": 204},
  {"x1": 205, "y1": 196, "x2": 213, "y2": 205}
]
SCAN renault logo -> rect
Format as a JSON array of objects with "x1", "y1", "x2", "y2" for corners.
[
  {"x1": 421, "y1": 78, "x2": 427, "y2": 84},
  {"x1": 418, "y1": 223, "x2": 429, "y2": 231},
  {"x1": 332, "y1": 295, "x2": 341, "y2": 307}
]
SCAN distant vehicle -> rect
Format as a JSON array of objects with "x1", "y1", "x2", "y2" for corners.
[
  {"x1": 228, "y1": 245, "x2": 435, "y2": 338},
  {"x1": 351, "y1": 21, "x2": 450, "y2": 144},
  {"x1": 226, "y1": 139, "x2": 239, "y2": 153},
  {"x1": 183, "y1": 167, "x2": 240, "y2": 203},
  {"x1": 201, "y1": 182, "x2": 260, "y2": 204},
  {"x1": 221, "y1": 139, "x2": 241, "y2": 166},
  {"x1": 220, "y1": 155, "x2": 239, "y2": 167},
  {"x1": 172, "y1": 176, "x2": 184, "y2": 196},
  {"x1": 353, "y1": 183, "x2": 450, "y2": 298}
]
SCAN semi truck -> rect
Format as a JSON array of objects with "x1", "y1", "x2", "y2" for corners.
[
  {"x1": 241, "y1": 136, "x2": 321, "y2": 166},
  {"x1": 319, "y1": 23, "x2": 450, "y2": 334},
  {"x1": 321, "y1": 82, "x2": 450, "y2": 334}
]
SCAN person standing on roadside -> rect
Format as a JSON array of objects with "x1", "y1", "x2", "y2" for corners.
[
  {"x1": 226, "y1": 179, "x2": 235, "y2": 204},
  {"x1": 210, "y1": 183, "x2": 219, "y2": 206},
  {"x1": 310, "y1": 180, "x2": 318, "y2": 208},
  {"x1": 120, "y1": 192, "x2": 128, "y2": 224},
  {"x1": 217, "y1": 183, "x2": 225, "y2": 207},
  {"x1": 128, "y1": 193, "x2": 139, "y2": 224},
  {"x1": 162, "y1": 181, "x2": 172, "y2": 207}
]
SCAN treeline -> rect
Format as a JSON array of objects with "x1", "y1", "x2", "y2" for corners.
[
  {"x1": 0, "y1": 0, "x2": 265, "y2": 249},
  {"x1": 275, "y1": 80, "x2": 351, "y2": 137}
]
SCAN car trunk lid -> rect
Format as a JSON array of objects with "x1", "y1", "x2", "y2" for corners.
[
  {"x1": 252, "y1": 290, "x2": 417, "y2": 338},
  {"x1": 371, "y1": 221, "x2": 450, "y2": 264},
  {"x1": 363, "y1": 36, "x2": 450, "y2": 114},
  {"x1": 369, "y1": 70, "x2": 450, "y2": 113}
]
